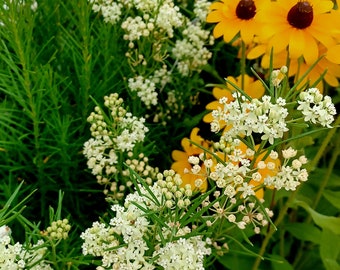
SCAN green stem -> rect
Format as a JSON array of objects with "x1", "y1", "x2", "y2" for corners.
[
  {"x1": 240, "y1": 41, "x2": 246, "y2": 90},
  {"x1": 50, "y1": 241, "x2": 60, "y2": 270},
  {"x1": 252, "y1": 190, "x2": 298, "y2": 270},
  {"x1": 309, "y1": 115, "x2": 340, "y2": 169},
  {"x1": 311, "y1": 141, "x2": 339, "y2": 212}
]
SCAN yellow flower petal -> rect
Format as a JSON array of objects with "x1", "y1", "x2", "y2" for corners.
[
  {"x1": 171, "y1": 150, "x2": 188, "y2": 162},
  {"x1": 247, "y1": 44, "x2": 267, "y2": 60},
  {"x1": 302, "y1": 32, "x2": 319, "y2": 65},
  {"x1": 288, "y1": 29, "x2": 306, "y2": 60},
  {"x1": 326, "y1": 45, "x2": 340, "y2": 64},
  {"x1": 213, "y1": 87, "x2": 233, "y2": 100},
  {"x1": 206, "y1": 100, "x2": 222, "y2": 110},
  {"x1": 206, "y1": 8, "x2": 224, "y2": 23},
  {"x1": 203, "y1": 112, "x2": 214, "y2": 123}
]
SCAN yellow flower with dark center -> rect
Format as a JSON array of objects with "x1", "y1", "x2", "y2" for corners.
[
  {"x1": 206, "y1": 0, "x2": 266, "y2": 44},
  {"x1": 203, "y1": 74, "x2": 265, "y2": 127},
  {"x1": 171, "y1": 128, "x2": 211, "y2": 192},
  {"x1": 255, "y1": 0, "x2": 339, "y2": 65}
]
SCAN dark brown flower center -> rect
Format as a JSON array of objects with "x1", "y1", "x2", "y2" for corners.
[
  {"x1": 287, "y1": 1, "x2": 313, "y2": 29},
  {"x1": 236, "y1": 0, "x2": 256, "y2": 20}
]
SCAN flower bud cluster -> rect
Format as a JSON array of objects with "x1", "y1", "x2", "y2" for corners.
[
  {"x1": 44, "y1": 219, "x2": 71, "y2": 240},
  {"x1": 81, "y1": 221, "x2": 119, "y2": 257},
  {"x1": 123, "y1": 152, "x2": 159, "y2": 186},
  {"x1": 271, "y1": 66, "x2": 287, "y2": 87},
  {"x1": 156, "y1": 169, "x2": 193, "y2": 209},
  {"x1": 208, "y1": 196, "x2": 273, "y2": 234},
  {"x1": 194, "y1": 0, "x2": 212, "y2": 22},
  {"x1": 235, "y1": 200, "x2": 273, "y2": 234},
  {"x1": 89, "y1": 0, "x2": 123, "y2": 24}
]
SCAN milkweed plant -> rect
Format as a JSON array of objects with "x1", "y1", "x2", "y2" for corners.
[{"x1": 0, "y1": 0, "x2": 340, "y2": 269}]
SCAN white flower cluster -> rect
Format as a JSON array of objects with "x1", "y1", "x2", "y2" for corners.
[
  {"x1": 172, "y1": 21, "x2": 213, "y2": 76},
  {"x1": 264, "y1": 147, "x2": 309, "y2": 191},
  {"x1": 128, "y1": 75, "x2": 158, "y2": 108},
  {"x1": 122, "y1": 15, "x2": 155, "y2": 41},
  {"x1": 154, "y1": 236, "x2": 211, "y2": 270},
  {"x1": 81, "y1": 221, "x2": 118, "y2": 257},
  {"x1": 194, "y1": 0, "x2": 212, "y2": 22},
  {"x1": 88, "y1": 0, "x2": 213, "y2": 110},
  {"x1": 211, "y1": 94, "x2": 289, "y2": 144},
  {"x1": 81, "y1": 172, "x2": 211, "y2": 269},
  {"x1": 0, "y1": 229, "x2": 52, "y2": 270},
  {"x1": 297, "y1": 87, "x2": 337, "y2": 128},
  {"x1": 89, "y1": 0, "x2": 123, "y2": 24},
  {"x1": 155, "y1": 2, "x2": 183, "y2": 38},
  {"x1": 83, "y1": 94, "x2": 161, "y2": 199},
  {"x1": 83, "y1": 93, "x2": 149, "y2": 180}
]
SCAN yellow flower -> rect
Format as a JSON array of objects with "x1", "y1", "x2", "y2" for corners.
[
  {"x1": 255, "y1": 0, "x2": 339, "y2": 65},
  {"x1": 171, "y1": 128, "x2": 211, "y2": 192},
  {"x1": 203, "y1": 75, "x2": 265, "y2": 126},
  {"x1": 206, "y1": 0, "x2": 266, "y2": 44}
]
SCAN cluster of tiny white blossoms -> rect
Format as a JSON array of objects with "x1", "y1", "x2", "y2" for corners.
[
  {"x1": 88, "y1": 0, "x2": 213, "y2": 112},
  {"x1": 83, "y1": 93, "x2": 148, "y2": 169},
  {"x1": 297, "y1": 87, "x2": 337, "y2": 127},
  {"x1": 83, "y1": 93, "x2": 154, "y2": 195},
  {"x1": 263, "y1": 147, "x2": 309, "y2": 191},
  {"x1": 154, "y1": 235, "x2": 211, "y2": 270},
  {"x1": 178, "y1": 138, "x2": 276, "y2": 234},
  {"x1": 172, "y1": 21, "x2": 214, "y2": 76},
  {"x1": 193, "y1": 0, "x2": 212, "y2": 22},
  {"x1": 127, "y1": 75, "x2": 158, "y2": 108},
  {"x1": 211, "y1": 93, "x2": 289, "y2": 145},
  {"x1": 185, "y1": 138, "x2": 255, "y2": 196},
  {"x1": 0, "y1": 226, "x2": 52, "y2": 269},
  {"x1": 126, "y1": 65, "x2": 172, "y2": 109},
  {"x1": 81, "y1": 171, "x2": 211, "y2": 269}
]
